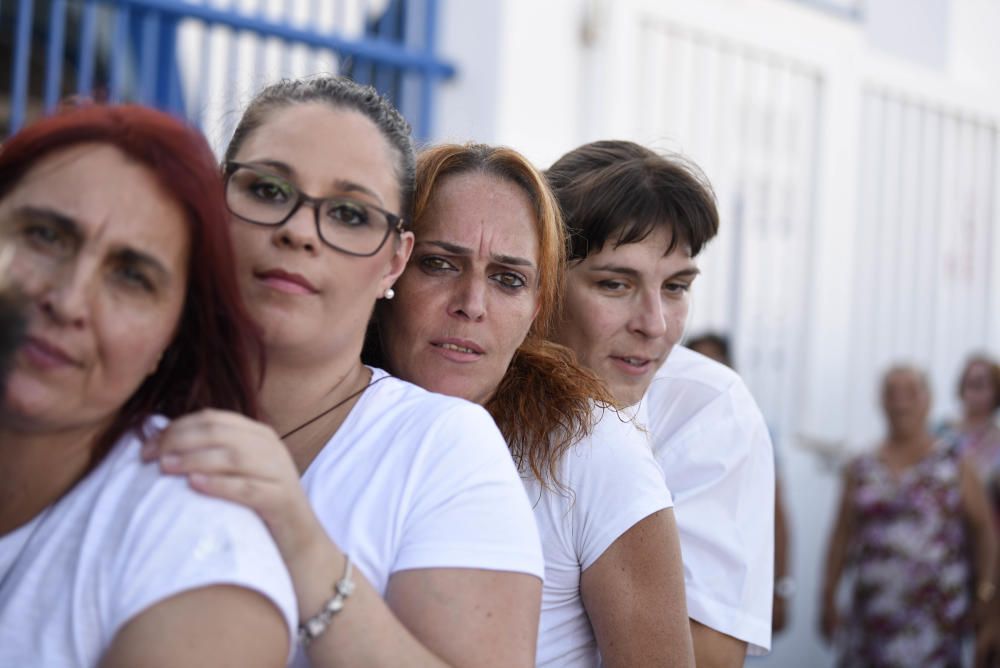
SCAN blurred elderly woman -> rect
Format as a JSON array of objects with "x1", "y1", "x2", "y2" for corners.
[
  {"x1": 0, "y1": 105, "x2": 296, "y2": 666},
  {"x1": 821, "y1": 365, "x2": 997, "y2": 668}
]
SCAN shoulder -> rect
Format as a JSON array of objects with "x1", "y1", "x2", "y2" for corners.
[
  {"x1": 648, "y1": 346, "x2": 741, "y2": 399},
  {"x1": 562, "y1": 405, "x2": 672, "y2": 509},
  {"x1": 360, "y1": 367, "x2": 501, "y2": 433},
  {"x1": 643, "y1": 347, "x2": 762, "y2": 440},
  {"x1": 98, "y1": 419, "x2": 297, "y2": 640},
  {"x1": 345, "y1": 368, "x2": 510, "y2": 472}
]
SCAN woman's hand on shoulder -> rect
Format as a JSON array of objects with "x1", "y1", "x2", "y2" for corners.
[{"x1": 142, "y1": 409, "x2": 318, "y2": 556}]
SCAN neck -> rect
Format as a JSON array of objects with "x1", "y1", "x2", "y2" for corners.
[
  {"x1": 0, "y1": 421, "x2": 101, "y2": 535},
  {"x1": 256, "y1": 351, "x2": 370, "y2": 470}
]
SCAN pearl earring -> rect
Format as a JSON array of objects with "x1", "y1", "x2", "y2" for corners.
[{"x1": 383, "y1": 287, "x2": 395, "y2": 300}]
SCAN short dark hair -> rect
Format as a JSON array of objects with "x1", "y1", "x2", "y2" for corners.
[
  {"x1": 546, "y1": 140, "x2": 719, "y2": 260},
  {"x1": 225, "y1": 75, "x2": 416, "y2": 216}
]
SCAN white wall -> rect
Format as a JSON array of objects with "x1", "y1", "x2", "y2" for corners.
[{"x1": 433, "y1": 1, "x2": 1000, "y2": 665}]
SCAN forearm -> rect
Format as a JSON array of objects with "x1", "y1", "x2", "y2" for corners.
[
  {"x1": 971, "y1": 520, "x2": 998, "y2": 612},
  {"x1": 690, "y1": 620, "x2": 747, "y2": 668},
  {"x1": 289, "y1": 535, "x2": 449, "y2": 668}
]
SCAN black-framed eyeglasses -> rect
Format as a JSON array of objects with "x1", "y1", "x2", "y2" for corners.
[{"x1": 223, "y1": 161, "x2": 406, "y2": 257}]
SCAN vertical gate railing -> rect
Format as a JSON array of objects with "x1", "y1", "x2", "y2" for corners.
[{"x1": 2, "y1": 0, "x2": 454, "y2": 140}]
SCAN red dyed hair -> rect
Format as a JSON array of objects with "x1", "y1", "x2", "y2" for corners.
[{"x1": 0, "y1": 104, "x2": 260, "y2": 464}]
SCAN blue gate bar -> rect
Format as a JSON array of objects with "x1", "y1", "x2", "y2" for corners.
[
  {"x1": 44, "y1": 0, "x2": 70, "y2": 112},
  {"x1": 6, "y1": 0, "x2": 454, "y2": 140},
  {"x1": 109, "y1": 4, "x2": 131, "y2": 103},
  {"x1": 10, "y1": 0, "x2": 35, "y2": 134},
  {"x1": 77, "y1": 0, "x2": 100, "y2": 96},
  {"x1": 103, "y1": 0, "x2": 454, "y2": 76},
  {"x1": 139, "y1": 10, "x2": 161, "y2": 105},
  {"x1": 418, "y1": 0, "x2": 439, "y2": 140}
]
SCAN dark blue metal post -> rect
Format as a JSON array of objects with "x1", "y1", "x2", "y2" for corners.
[
  {"x1": 77, "y1": 0, "x2": 99, "y2": 95},
  {"x1": 10, "y1": 0, "x2": 35, "y2": 134},
  {"x1": 418, "y1": 0, "x2": 440, "y2": 140},
  {"x1": 44, "y1": 0, "x2": 70, "y2": 112}
]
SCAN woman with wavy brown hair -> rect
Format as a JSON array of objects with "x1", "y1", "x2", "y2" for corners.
[{"x1": 369, "y1": 143, "x2": 694, "y2": 667}]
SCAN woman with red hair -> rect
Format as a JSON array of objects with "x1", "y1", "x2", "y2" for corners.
[{"x1": 0, "y1": 104, "x2": 296, "y2": 666}]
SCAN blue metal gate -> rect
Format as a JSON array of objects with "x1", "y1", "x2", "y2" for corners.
[{"x1": 2, "y1": 0, "x2": 454, "y2": 140}]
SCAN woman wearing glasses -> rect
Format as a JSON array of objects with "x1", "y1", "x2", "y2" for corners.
[{"x1": 145, "y1": 76, "x2": 544, "y2": 667}]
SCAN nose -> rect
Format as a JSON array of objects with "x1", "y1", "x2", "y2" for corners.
[
  {"x1": 448, "y1": 274, "x2": 486, "y2": 322},
  {"x1": 40, "y1": 262, "x2": 91, "y2": 329},
  {"x1": 628, "y1": 290, "x2": 668, "y2": 339},
  {"x1": 272, "y1": 203, "x2": 319, "y2": 254}
]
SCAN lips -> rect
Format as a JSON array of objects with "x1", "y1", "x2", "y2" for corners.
[
  {"x1": 610, "y1": 355, "x2": 657, "y2": 376},
  {"x1": 430, "y1": 338, "x2": 485, "y2": 362},
  {"x1": 254, "y1": 268, "x2": 318, "y2": 295},
  {"x1": 21, "y1": 334, "x2": 81, "y2": 370}
]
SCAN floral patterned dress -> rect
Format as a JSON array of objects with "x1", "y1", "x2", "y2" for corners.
[{"x1": 838, "y1": 446, "x2": 970, "y2": 668}]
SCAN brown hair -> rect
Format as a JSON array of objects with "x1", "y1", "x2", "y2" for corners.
[
  {"x1": 225, "y1": 75, "x2": 416, "y2": 217},
  {"x1": 374, "y1": 143, "x2": 614, "y2": 487},
  {"x1": 958, "y1": 354, "x2": 1000, "y2": 412},
  {"x1": 546, "y1": 140, "x2": 719, "y2": 259}
]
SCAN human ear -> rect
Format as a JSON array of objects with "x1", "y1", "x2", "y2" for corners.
[{"x1": 380, "y1": 231, "x2": 414, "y2": 295}]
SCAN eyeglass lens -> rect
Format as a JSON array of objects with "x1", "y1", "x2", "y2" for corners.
[{"x1": 226, "y1": 166, "x2": 392, "y2": 256}]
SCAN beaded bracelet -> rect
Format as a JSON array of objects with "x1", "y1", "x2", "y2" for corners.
[{"x1": 298, "y1": 556, "x2": 356, "y2": 647}]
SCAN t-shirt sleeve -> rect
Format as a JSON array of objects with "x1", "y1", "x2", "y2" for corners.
[
  {"x1": 654, "y1": 379, "x2": 775, "y2": 654},
  {"x1": 391, "y1": 403, "x2": 545, "y2": 579},
  {"x1": 569, "y1": 408, "x2": 674, "y2": 572},
  {"x1": 108, "y1": 476, "x2": 298, "y2": 649}
]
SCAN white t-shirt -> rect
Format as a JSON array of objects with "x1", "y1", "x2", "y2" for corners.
[
  {"x1": 637, "y1": 345, "x2": 775, "y2": 655},
  {"x1": 523, "y1": 404, "x2": 674, "y2": 668},
  {"x1": 0, "y1": 416, "x2": 297, "y2": 667},
  {"x1": 294, "y1": 367, "x2": 545, "y2": 667}
]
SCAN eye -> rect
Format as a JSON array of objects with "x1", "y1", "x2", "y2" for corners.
[
  {"x1": 597, "y1": 279, "x2": 629, "y2": 292},
  {"x1": 663, "y1": 281, "x2": 692, "y2": 295},
  {"x1": 247, "y1": 177, "x2": 293, "y2": 204},
  {"x1": 327, "y1": 200, "x2": 371, "y2": 227},
  {"x1": 419, "y1": 256, "x2": 457, "y2": 273},
  {"x1": 114, "y1": 263, "x2": 155, "y2": 293},
  {"x1": 22, "y1": 221, "x2": 74, "y2": 256},
  {"x1": 492, "y1": 272, "x2": 526, "y2": 290}
]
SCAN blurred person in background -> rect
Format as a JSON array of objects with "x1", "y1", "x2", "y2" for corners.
[
  {"x1": 371, "y1": 142, "x2": 693, "y2": 667},
  {"x1": 0, "y1": 104, "x2": 297, "y2": 666},
  {"x1": 938, "y1": 354, "x2": 1000, "y2": 513},
  {"x1": 687, "y1": 332, "x2": 793, "y2": 639},
  {"x1": 821, "y1": 365, "x2": 998, "y2": 668},
  {"x1": 546, "y1": 140, "x2": 775, "y2": 666},
  {"x1": 939, "y1": 354, "x2": 1000, "y2": 665}
]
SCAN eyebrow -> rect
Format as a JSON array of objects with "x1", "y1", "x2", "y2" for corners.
[
  {"x1": 114, "y1": 247, "x2": 171, "y2": 282},
  {"x1": 16, "y1": 206, "x2": 170, "y2": 280},
  {"x1": 16, "y1": 206, "x2": 82, "y2": 243},
  {"x1": 243, "y1": 159, "x2": 385, "y2": 205},
  {"x1": 420, "y1": 240, "x2": 536, "y2": 269},
  {"x1": 589, "y1": 263, "x2": 701, "y2": 280}
]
